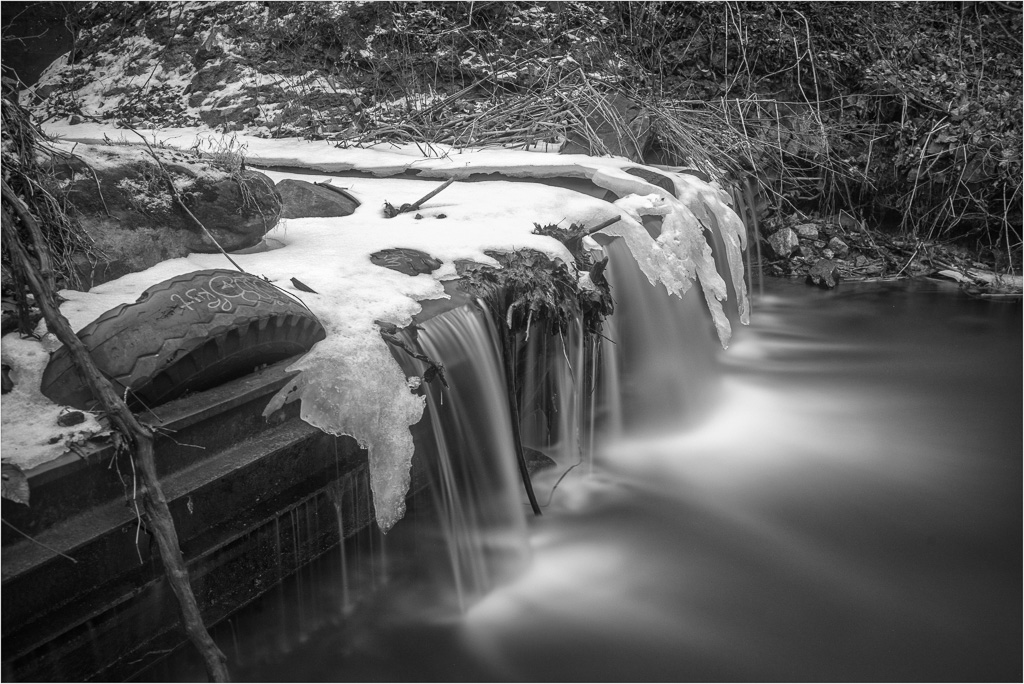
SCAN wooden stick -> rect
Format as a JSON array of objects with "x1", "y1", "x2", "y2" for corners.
[
  {"x1": 585, "y1": 215, "x2": 621, "y2": 235},
  {"x1": 313, "y1": 181, "x2": 361, "y2": 206},
  {"x1": 500, "y1": 327, "x2": 542, "y2": 516},
  {"x1": 1, "y1": 184, "x2": 231, "y2": 683},
  {"x1": 407, "y1": 177, "x2": 455, "y2": 212},
  {"x1": 1, "y1": 182, "x2": 56, "y2": 294},
  {"x1": 384, "y1": 178, "x2": 456, "y2": 218}
]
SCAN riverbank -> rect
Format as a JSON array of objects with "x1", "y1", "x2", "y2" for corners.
[
  {"x1": 754, "y1": 211, "x2": 1023, "y2": 297},
  {"x1": 6, "y1": 2, "x2": 1020, "y2": 283}
]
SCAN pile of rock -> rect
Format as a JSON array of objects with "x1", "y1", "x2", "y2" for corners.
[{"x1": 761, "y1": 214, "x2": 872, "y2": 289}]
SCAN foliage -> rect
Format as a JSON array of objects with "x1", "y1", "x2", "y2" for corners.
[
  {"x1": 15, "y1": 1, "x2": 1024, "y2": 272},
  {"x1": 2, "y1": 88, "x2": 99, "y2": 328},
  {"x1": 606, "y1": 1, "x2": 1022, "y2": 267},
  {"x1": 462, "y1": 249, "x2": 586, "y2": 341}
]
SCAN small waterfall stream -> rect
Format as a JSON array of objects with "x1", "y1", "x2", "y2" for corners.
[
  {"x1": 139, "y1": 236, "x2": 1019, "y2": 682},
  {"x1": 599, "y1": 238, "x2": 723, "y2": 433},
  {"x1": 412, "y1": 305, "x2": 531, "y2": 613}
]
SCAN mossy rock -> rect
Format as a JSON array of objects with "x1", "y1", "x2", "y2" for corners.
[{"x1": 51, "y1": 143, "x2": 281, "y2": 288}]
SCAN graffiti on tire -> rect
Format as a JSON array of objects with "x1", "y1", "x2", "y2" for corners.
[{"x1": 169, "y1": 274, "x2": 292, "y2": 313}]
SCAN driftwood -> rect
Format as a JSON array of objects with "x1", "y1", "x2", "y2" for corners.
[
  {"x1": 1, "y1": 180, "x2": 231, "y2": 682},
  {"x1": 383, "y1": 178, "x2": 456, "y2": 218}
]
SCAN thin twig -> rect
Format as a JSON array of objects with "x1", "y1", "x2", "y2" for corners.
[
  {"x1": 2, "y1": 517, "x2": 78, "y2": 563},
  {"x1": 1, "y1": 184, "x2": 231, "y2": 682},
  {"x1": 121, "y1": 126, "x2": 247, "y2": 273}
]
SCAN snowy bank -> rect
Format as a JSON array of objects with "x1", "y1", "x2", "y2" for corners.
[{"x1": 3, "y1": 127, "x2": 747, "y2": 530}]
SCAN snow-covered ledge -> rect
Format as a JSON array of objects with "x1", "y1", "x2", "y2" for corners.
[{"x1": 6, "y1": 124, "x2": 747, "y2": 531}]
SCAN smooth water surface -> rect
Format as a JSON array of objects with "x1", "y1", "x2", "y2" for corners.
[{"x1": 156, "y1": 278, "x2": 1021, "y2": 682}]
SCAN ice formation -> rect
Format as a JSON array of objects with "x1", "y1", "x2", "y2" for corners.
[
  {"x1": 586, "y1": 167, "x2": 746, "y2": 347},
  {"x1": 262, "y1": 320, "x2": 424, "y2": 533}
]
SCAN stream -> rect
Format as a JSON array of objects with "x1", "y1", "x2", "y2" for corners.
[{"x1": 146, "y1": 277, "x2": 1020, "y2": 682}]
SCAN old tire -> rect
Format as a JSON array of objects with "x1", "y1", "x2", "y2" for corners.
[{"x1": 41, "y1": 269, "x2": 325, "y2": 411}]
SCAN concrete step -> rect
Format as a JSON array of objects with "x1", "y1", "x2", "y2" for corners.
[{"x1": 1, "y1": 357, "x2": 302, "y2": 546}]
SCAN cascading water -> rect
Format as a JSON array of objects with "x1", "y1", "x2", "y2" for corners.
[
  {"x1": 518, "y1": 315, "x2": 590, "y2": 477},
  {"x1": 598, "y1": 238, "x2": 723, "y2": 433},
  {"x1": 136, "y1": 166, "x2": 757, "y2": 680},
  {"x1": 405, "y1": 304, "x2": 532, "y2": 614}
]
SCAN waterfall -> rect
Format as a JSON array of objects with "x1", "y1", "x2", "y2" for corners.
[
  {"x1": 407, "y1": 305, "x2": 531, "y2": 612},
  {"x1": 518, "y1": 314, "x2": 590, "y2": 473},
  {"x1": 598, "y1": 239, "x2": 722, "y2": 435}
]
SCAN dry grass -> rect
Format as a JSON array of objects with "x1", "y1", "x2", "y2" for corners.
[{"x1": 2, "y1": 94, "x2": 99, "y2": 296}]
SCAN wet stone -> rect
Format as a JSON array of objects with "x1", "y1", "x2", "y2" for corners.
[
  {"x1": 57, "y1": 411, "x2": 86, "y2": 427},
  {"x1": 768, "y1": 228, "x2": 800, "y2": 257},
  {"x1": 807, "y1": 259, "x2": 840, "y2": 289},
  {"x1": 370, "y1": 248, "x2": 443, "y2": 276},
  {"x1": 523, "y1": 446, "x2": 557, "y2": 476}
]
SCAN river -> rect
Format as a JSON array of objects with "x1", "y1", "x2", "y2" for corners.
[{"x1": 147, "y1": 277, "x2": 1021, "y2": 682}]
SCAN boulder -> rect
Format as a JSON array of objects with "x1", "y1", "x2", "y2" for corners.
[
  {"x1": 277, "y1": 179, "x2": 359, "y2": 219},
  {"x1": 52, "y1": 143, "x2": 281, "y2": 288},
  {"x1": 186, "y1": 171, "x2": 281, "y2": 252},
  {"x1": 767, "y1": 228, "x2": 799, "y2": 257}
]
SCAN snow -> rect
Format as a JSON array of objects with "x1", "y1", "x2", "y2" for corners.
[
  {"x1": 2, "y1": 123, "x2": 749, "y2": 530},
  {"x1": 1, "y1": 335, "x2": 108, "y2": 470}
]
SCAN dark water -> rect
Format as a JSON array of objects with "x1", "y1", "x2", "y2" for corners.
[{"x1": 152, "y1": 278, "x2": 1021, "y2": 682}]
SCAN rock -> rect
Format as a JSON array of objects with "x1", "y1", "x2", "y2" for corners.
[
  {"x1": 186, "y1": 170, "x2": 281, "y2": 252},
  {"x1": 794, "y1": 223, "x2": 819, "y2": 238},
  {"x1": 57, "y1": 411, "x2": 86, "y2": 427},
  {"x1": 370, "y1": 248, "x2": 442, "y2": 277},
  {"x1": 276, "y1": 179, "x2": 359, "y2": 219},
  {"x1": 836, "y1": 210, "x2": 861, "y2": 231},
  {"x1": 807, "y1": 259, "x2": 840, "y2": 288},
  {"x1": 52, "y1": 143, "x2": 281, "y2": 287},
  {"x1": 523, "y1": 446, "x2": 557, "y2": 476},
  {"x1": 828, "y1": 237, "x2": 850, "y2": 257},
  {"x1": 561, "y1": 92, "x2": 651, "y2": 162},
  {"x1": 767, "y1": 228, "x2": 800, "y2": 257},
  {"x1": 193, "y1": 27, "x2": 224, "y2": 66}
]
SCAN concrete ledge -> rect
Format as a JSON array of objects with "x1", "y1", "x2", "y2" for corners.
[
  {"x1": 1, "y1": 357, "x2": 302, "y2": 545},
  {"x1": 1, "y1": 297, "x2": 475, "y2": 681}
]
